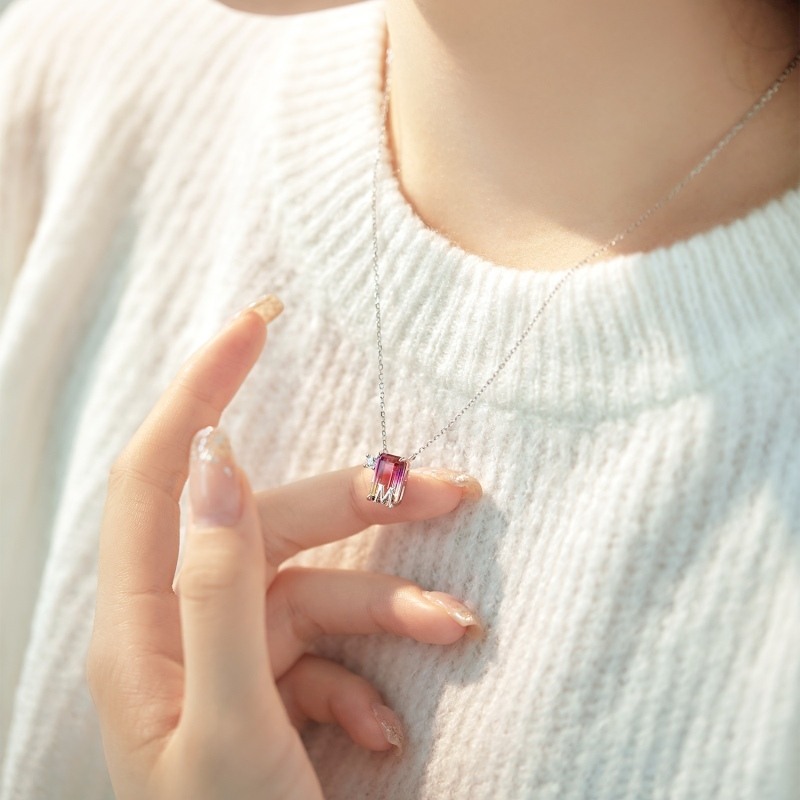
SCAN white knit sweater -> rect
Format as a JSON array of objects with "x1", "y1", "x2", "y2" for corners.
[{"x1": 1, "y1": 0, "x2": 799, "y2": 797}]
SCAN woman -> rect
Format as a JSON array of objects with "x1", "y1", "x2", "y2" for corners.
[{"x1": 0, "y1": 0, "x2": 798, "y2": 797}]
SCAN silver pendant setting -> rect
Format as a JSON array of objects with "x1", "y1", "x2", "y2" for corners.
[{"x1": 364, "y1": 452, "x2": 410, "y2": 508}]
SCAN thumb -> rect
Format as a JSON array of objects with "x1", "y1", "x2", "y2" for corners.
[{"x1": 176, "y1": 425, "x2": 279, "y2": 720}]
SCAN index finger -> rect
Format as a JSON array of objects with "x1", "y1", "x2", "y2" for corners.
[{"x1": 97, "y1": 295, "x2": 283, "y2": 601}]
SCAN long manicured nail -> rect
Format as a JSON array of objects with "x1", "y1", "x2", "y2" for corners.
[
  {"x1": 370, "y1": 702, "x2": 405, "y2": 755},
  {"x1": 421, "y1": 591, "x2": 485, "y2": 640},
  {"x1": 189, "y1": 426, "x2": 242, "y2": 527},
  {"x1": 234, "y1": 293, "x2": 284, "y2": 325},
  {"x1": 414, "y1": 467, "x2": 482, "y2": 501}
]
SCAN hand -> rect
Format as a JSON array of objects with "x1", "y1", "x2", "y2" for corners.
[{"x1": 87, "y1": 295, "x2": 484, "y2": 800}]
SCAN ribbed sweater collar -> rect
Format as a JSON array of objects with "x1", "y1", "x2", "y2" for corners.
[{"x1": 257, "y1": 1, "x2": 800, "y2": 421}]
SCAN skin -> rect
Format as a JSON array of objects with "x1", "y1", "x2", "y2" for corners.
[
  {"x1": 91, "y1": 1, "x2": 798, "y2": 795},
  {"x1": 88, "y1": 305, "x2": 484, "y2": 799},
  {"x1": 220, "y1": 0, "x2": 799, "y2": 271}
]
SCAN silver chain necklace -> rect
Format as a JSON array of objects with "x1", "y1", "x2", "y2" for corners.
[{"x1": 364, "y1": 45, "x2": 800, "y2": 508}]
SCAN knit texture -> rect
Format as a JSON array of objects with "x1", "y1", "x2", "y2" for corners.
[{"x1": 1, "y1": 0, "x2": 799, "y2": 797}]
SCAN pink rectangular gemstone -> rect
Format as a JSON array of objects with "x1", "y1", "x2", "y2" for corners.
[{"x1": 369, "y1": 453, "x2": 409, "y2": 507}]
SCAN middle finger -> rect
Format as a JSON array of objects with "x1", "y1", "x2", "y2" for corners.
[{"x1": 266, "y1": 566, "x2": 485, "y2": 678}]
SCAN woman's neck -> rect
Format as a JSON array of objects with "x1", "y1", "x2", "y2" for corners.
[{"x1": 385, "y1": 0, "x2": 800, "y2": 271}]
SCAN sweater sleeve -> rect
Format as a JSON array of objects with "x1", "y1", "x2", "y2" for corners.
[
  {"x1": 0, "y1": 0, "x2": 54, "y2": 751},
  {"x1": 0, "y1": 0, "x2": 46, "y2": 320}
]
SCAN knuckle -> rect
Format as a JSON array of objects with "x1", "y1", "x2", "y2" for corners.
[
  {"x1": 173, "y1": 374, "x2": 219, "y2": 416},
  {"x1": 370, "y1": 580, "x2": 420, "y2": 633},
  {"x1": 177, "y1": 534, "x2": 250, "y2": 599},
  {"x1": 108, "y1": 448, "x2": 134, "y2": 484},
  {"x1": 270, "y1": 564, "x2": 306, "y2": 588},
  {"x1": 264, "y1": 568, "x2": 296, "y2": 638},
  {"x1": 108, "y1": 445, "x2": 186, "y2": 502},
  {"x1": 287, "y1": 600, "x2": 325, "y2": 645},
  {"x1": 365, "y1": 597, "x2": 389, "y2": 632},
  {"x1": 107, "y1": 459, "x2": 147, "y2": 494},
  {"x1": 270, "y1": 568, "x2": 325, "y2": 643},
  {"x1": 259, "y1": 496, "x2": 305, "y2": 566},
  {"x1": 261, "y1": 527, "x2": 300, "y2": 567}
]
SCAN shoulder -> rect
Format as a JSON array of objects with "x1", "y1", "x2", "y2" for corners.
[
  {"x1": 0, "y1": 0, "x2": 285, "y2": 133},
  {"x1": 0, "y1": 0, "x2": 381, "y2": 154},
  {"x1": 0, "y1": 0, "x2": 289, "y2": 306},
  {"x1": 0, "y1": 0, "x2": 383, "y2": 303}
]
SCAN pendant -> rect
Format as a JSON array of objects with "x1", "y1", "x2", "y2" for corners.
[{"x1": 364, "y1": 452, "x2": 410, "y2": 508}]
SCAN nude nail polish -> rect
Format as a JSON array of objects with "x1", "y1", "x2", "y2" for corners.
[
  {"x1": 421, "y1": 591, "x2": 486, "y2": 640},
  {"x1": 189, "y1": 426, "x2": 242, "y2": 527},
  {"x1": 414, "y1": 467, "x2": 482, "y2": 501},
  {"x1": 173, "y1": 426, "x2": 242, "y2": 594},
  {"x1": 370, "y1": 703, "x2": 405, "y2": 755},
  {"x1": 235, "y1": 293, "x2": 284, "y2": 325}
]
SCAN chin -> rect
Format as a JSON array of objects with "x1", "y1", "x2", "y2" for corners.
[{"x1": 213, "y1": 0, "x2": 361, "y2": 14}]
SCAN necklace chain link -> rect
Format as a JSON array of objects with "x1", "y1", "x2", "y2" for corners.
[{"x1": 371, "y1": 46, "x2": 800, "y2": 463}]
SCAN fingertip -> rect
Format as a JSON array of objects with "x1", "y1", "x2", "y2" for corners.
[
  {"x1": 419, "y1": 591, "x2": 485, "y2": 641},
  {"x1": 341, "y1": 699, "x2": 406, "y2": 755},
  {"x1": 350, "y1": 464, "x2": 473, "y2": 522},
  {"x1": 225, "y1": 294, "x2": 283, "y2": 349},
  {"x1": 411, "y1": 467, "x2": 482, "y2": 502},
  {"x1": 235, "y1": 293, "x2": 284, "y2": 325},
  {"x1": 369, "y1": 703, "x2": 405, "y2": 756}
]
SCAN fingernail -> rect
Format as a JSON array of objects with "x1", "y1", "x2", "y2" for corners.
[
  {"x1": 414, "y1": 467, "x2": 482, "y2": 501},
  {"x1": 189, "y1": 426, "x2": 242, "y2": 527},
  {"x1": 370, "y1": 702, "x2": 405, "y2": 755},
  {"x1": 234, "y1": 293, "x2": 284, "y2": 325},
  {"x1": 421, "y1": 591, "x2": 485, "y2": 641}
]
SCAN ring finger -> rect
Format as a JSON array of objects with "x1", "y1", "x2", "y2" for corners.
[{"x1": 267, "y1": 566, "x2": 485, "y2": 678}]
